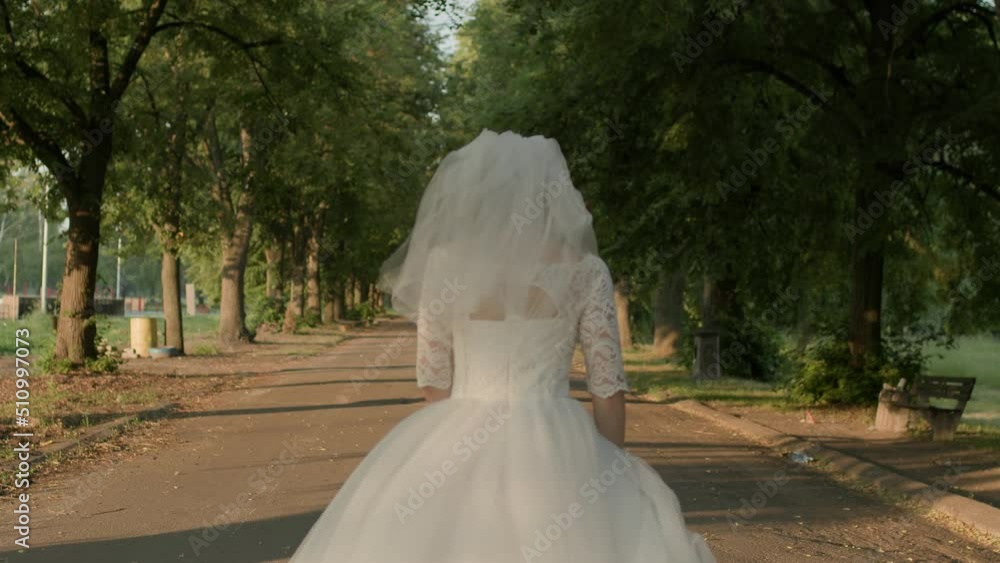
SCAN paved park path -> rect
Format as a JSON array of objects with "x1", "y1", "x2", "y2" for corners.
[{"x1": 3, "y1": 320, "x2": 997, "y2": 562}]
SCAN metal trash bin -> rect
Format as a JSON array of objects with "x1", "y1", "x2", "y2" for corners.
[{"x1": 693, "y1": 329, "x2": 721, "y2": 380}]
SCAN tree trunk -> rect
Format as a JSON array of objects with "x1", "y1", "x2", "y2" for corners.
[
  {"x1": 795, "y1": 289, "x2": 813, "y2": 353},
  {"x1": 159, "y1": 107, "x2": 187, "y2": 354},
  {"x1": 218, "y1": 215, "x2": 253, "y2": 347},
  {"x1": 54, "y1": 198, "x2": 102, "y2": 362},
  {"x1": 283, "y1": 221, "x2": 305, "y2": 332},
  {"x1": 353, "y1": 276, "x2": 362, "y2": 308},
  {"x1": 161, "y1": 250, "x2": 184, "y2": 353},
  {"x1": 848, "y1": 197, "x2": 884, "y2": 366},
  {"x1": 614, "y1": 279, "x2": 632, "y2": 350},
  {"x1": 358, "y1": 276, "x2": 370, "y2": 304},
  {"x1": 305, "y1": 228, "x2": 321, "y2": 318},
  {"x1": 323, "y1": 279, "x2": 344, "y2": 323},
  {"x1": 700, "y1": 276, "x2": 716, "y2": 330},
  {"x1": 845, "y1": 3, "x2": 892, "y2": 368},
  {"x1": 211, "y1": 122, "x2": 256, "y2": 347},
  {"x1": 283, "y1": 274, "x2": 304, "y2": 332},
  {"x1": 653, "y1": 271, "x2": 685, "y2": 358},
  {"x1": 265, "y1": 244, "x2": 284, "y2": 301}
]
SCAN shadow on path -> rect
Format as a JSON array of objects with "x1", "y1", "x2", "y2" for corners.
[{"x1": 1, "y1": 511, "x2": 322, "y2": 563}]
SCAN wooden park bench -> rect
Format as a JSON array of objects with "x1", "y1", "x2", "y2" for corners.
[{"x1": 875, "y1": 376, "x2": 977, "y2": 441}]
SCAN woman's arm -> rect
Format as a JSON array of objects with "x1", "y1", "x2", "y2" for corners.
[
  {"x1": 578, "y1": 258, "x2": 631, "y2": 448},
  {"x1": 421, "y1": 385, "x2": 452, "y2": 403},
  {"x1": 592, "y1": 390, "x2": 626, "y2": 447},
  {"x1": 415, "y1": 298, "x2": 454, "y2": 402}
]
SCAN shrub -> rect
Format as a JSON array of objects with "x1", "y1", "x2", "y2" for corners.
[
  {"x1": 786, "y1": 331, "x2": 931, "y2": 405},
  {"x1": 248, "y1": 294, "x2": 285, "y2": 333},
  {"x1": 87, "y1": 319, "x2": 122, "y2": 374},
  {"x1": 300, "y1": 311, "x2": 321, "y2": 328},
  {"x1": 346, "y1": 300, "x2": 380, "y2": 325},
  {"x1": 40, "y1": 353, "x2": 74, "y2": 375}
]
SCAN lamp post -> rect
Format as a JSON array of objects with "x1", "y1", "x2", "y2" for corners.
[
  {"x1": 40, "y1": 211, "x2": 49, "y2": 313},
  {"x1": 116, "y1": 236, "x2": 122, "y2": 298}
]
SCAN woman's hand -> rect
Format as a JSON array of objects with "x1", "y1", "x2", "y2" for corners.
[{"x1": 592, "y1": 390, "x2": 626, "y2": 448}]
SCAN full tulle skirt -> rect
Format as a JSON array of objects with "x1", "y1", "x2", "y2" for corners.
[{"x1": 290, "y1": 396, "x2": 716, "y2": 563}]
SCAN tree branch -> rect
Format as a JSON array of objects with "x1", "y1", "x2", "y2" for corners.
[
  {"x1": 152, "y1": 19, "x2": 285, "y2": 112},
  {"x1": 89, "y1": 28, "x2": 111, "y2": 118},
  {"x1": 932, "y1": 161, "x2": 1000, "y2": 203},
  {"x1": 783, "y1": 45, "x2": 857, "y2": 100},
  {"x1": 203, "y1": 110, "x2": 234, "y2": 220},
  {"x1": 153, "y1": 20, "x2": 282, "y2": 50},
  {"x1": 900, "y1": 2, "x2": 998, "y2": 54},
  {"x1": 0, "y1": 106, "x2": 76, "y2": 188},
  {"x1": 110, "y1": 0, "x2": 170, "y2": 101},
  {"x1": 718, "y1": 57, "x2": 863, "y2": 139},
  {"x1": 1, "y1": 0, "x2": 88, "y2": 127}
]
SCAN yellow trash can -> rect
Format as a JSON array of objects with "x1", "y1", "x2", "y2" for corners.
[{"x1": 130, "y1": 317, "x2": 158, "y2": 358}]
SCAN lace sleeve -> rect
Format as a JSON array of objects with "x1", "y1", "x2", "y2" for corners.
[
  {"x1": 577, "y1": 258, "x2": 629, "y2": 398},
  {"x1": 415, "y1": 248, "x2": 453, "y2": 389},
  {"x1": 416, "y1": 311, "x2": 453, "y2": 389}
]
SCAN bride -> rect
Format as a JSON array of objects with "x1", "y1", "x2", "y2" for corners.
[{"x1": 290, "y1": 130, "x2": 716, "y2": 562}]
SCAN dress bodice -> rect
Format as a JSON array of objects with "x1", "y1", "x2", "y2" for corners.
[
  {"x1": 415, "y1": 255, "x2": 629, "y2": 400},
  {"x1": 450, "y1": 319, "x2": 575, "y2": 399}
]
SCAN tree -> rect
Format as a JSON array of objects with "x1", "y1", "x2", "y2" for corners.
[{"x1": 1, "y1": 0, "x2": 169, "y2": 362}]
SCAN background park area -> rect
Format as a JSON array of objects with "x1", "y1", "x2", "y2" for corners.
[{"x1": 1, "y1": 0, "x2": 999, "y2": 560}]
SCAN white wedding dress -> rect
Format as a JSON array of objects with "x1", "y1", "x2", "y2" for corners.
[{"x1": 290, "y1": 255, "x2": 716, "y2": 562}]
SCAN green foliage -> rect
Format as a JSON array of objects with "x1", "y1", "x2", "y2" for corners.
[
  {"x1": 247, "y1": 294, "x2": 285, "y2": 333},
  {"x1": 787, "y1": 339, "x2": 887, "y2": 405},
  {"x1": 84, "y1": 318, "x2": 123, "y2": 374},
  {"x1": 5, "y1": 0, "x2": 998, "y2": 376},
  {"x1": 719, "y1": 316, "x2": 786, "y2": 382},
  {"x1": 300, "y1": 311, "x2": 322, "y2": 329},
  {"x1": 345, "y1": 300, "x2": 380, "y2": 325},
  {"x1": 194, "y1": 344, "x2": 219, "y2": 356},
  {"x1": 676, "y1": 313, "x2": 786, "y2": 382},
  {"x1": 446, "y1": 0, "x2": 1000, "y2": 390},
  {"x1": 40, "y1": 352, "x2": 73, "y2": 375},
  {"x1": 86, "y1": 346, "x2": 122, "y2": 374},
  {"x1": 787, "y1": 330, "x2": 932, "y2": 405}
]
